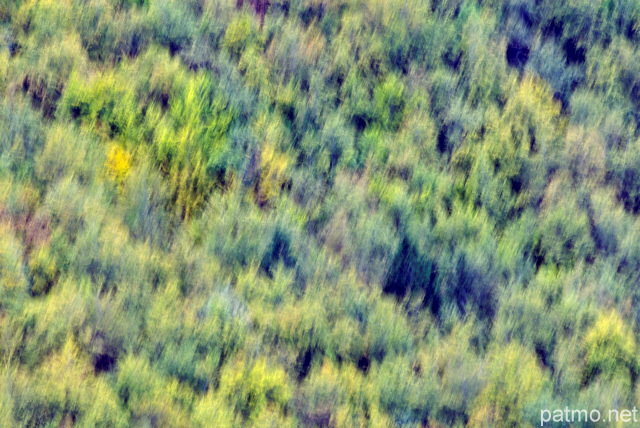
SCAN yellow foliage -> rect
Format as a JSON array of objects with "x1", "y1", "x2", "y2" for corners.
[
  {"x1": 0, "y1": 50, "x2": 8, "y2": 94},
  {"x1": 116, "y1": 354, "x2": 193, "y2": 427},
  {"x1": 583, "y1": 310, "x2": 636, "y2": 385},
  {"x1": 564, "y1": 125, "x2": 606, "y2": 185},
  {"x1": 15, "y1": 336, "x2": 128, "y2": 427},
  {"x1": 192, "y1": 392, "x2": 235, "y2": 428},
  {"x1": 470, "y1": 343, "x2": 546, "y2": 428},
  {"x1": 239, "y1": 45, "x2": 271, "y2": 90},
  {"x1": 500, "y1": 74, "x2": 564, "y2": 152},
  {"x1": 518, "y1": 74, "x2": 561, "y2": 114},
  {"x1": 220, "y1": 357, "x2": 292, "y2": 422},
  {"x1": 223, "y1": 14, "x2": 253, "y2": 55},
  {"x1": 147, "y1": 48, "x2": 183, "y2": 101},
  {"x1": 105, "y1": 144, "x2": 131, "y2": 185},
  {"x1": 311, "y1": 358, "x2": 393, "y2": 428},
  {"x1": 257, "y1": 143, "x2": 290, "y2": 207},
  {"x1": 14, "y1": 0, "x2": 73, "y2": 36},
  {"x1": 28, "y1": 245, "x2": 58, "y2": 295}
]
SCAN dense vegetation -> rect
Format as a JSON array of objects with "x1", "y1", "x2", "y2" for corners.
[{"x1": 1, "y1": 0, "x2": 640, "y2": 426}]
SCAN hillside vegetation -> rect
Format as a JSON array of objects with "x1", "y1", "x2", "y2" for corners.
[{"x1": 1, "y1": 0, "x2": 640, "y2": 426}]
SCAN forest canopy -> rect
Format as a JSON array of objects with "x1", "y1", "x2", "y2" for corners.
[{"x1": 1, "y1": 0, "x2": 640, "y2": 426}]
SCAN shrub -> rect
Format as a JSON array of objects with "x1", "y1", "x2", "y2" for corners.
[
  {"x1": 582, "y1": 310, "x2": 637, "y2": 385},
  {"x1": 220, "y1": 358, "x2": 291, "y2": 422}
]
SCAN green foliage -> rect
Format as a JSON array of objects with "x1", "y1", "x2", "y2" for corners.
[
  {"x1": 373, "y1": 74, "x2": 405, "y2": 130},
  {"x1": 384, "y1": 234, "x2": 434, "y2": 301},
  {"x1": 2, "y1": 0, "x2": 640, "y2": 425},
  {"x1": 0, "y1": 224, "x2": 28, "y2": 310},
  {"x1": 0, "y1": 99, "x2": 46, "y2": 178},
  {"x1": 148, "y1": 0, "x2": 197, "y2": 54},
  {"x1": 116, "y1": 354, "x2": 192, "y2": 427},
  {"x1": 27, "y1": 245, "x2": 58, "y2": 296},
  {"x1": 35, "y1": 123, "x2": 102, "y2": 185},
  {"x1": 538, "y1": 175, "x2": 595, "y2": 268}
]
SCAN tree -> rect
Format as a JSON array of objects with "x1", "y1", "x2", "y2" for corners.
[
  {"x1": 383, "y1": 234, "x2": 435, "y2": 305},
  {"x1": 470, "y1": 343, "x2": 548, "y2": 427},
  {"x1": 582, "y1": 310, "x2": 637, "y2": 386}
]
